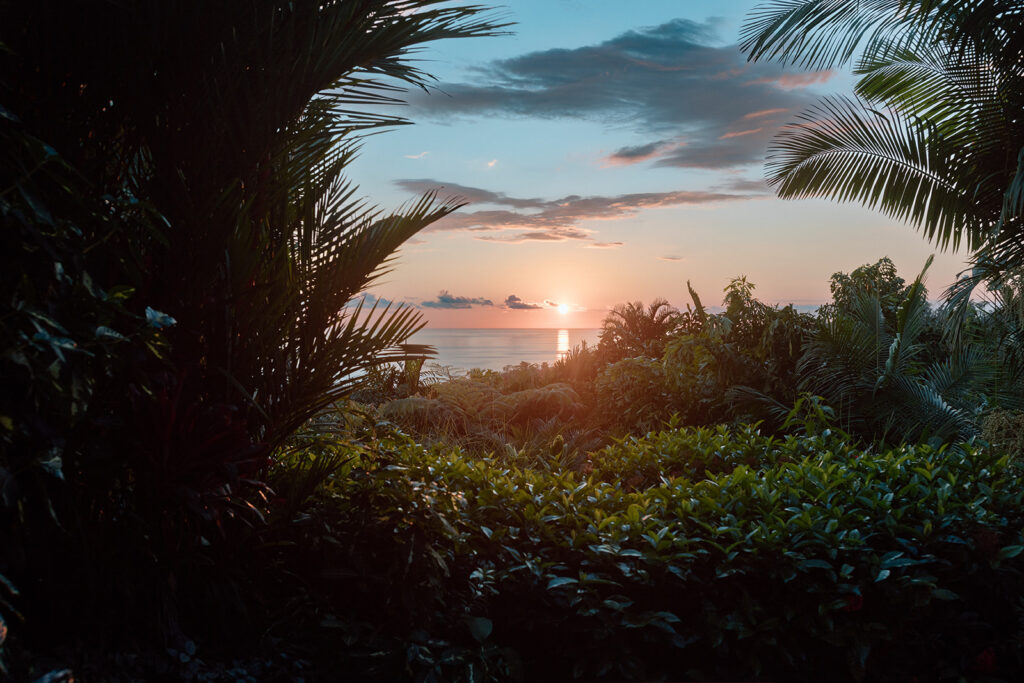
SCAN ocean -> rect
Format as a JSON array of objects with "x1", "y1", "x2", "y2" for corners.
[{"x1": 406, "y1": 328, "x2": 602, "y2": 373}]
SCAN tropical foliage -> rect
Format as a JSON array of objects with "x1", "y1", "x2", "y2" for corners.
[
  {"x1": 0, "y1": 0, "x2": 502, "y2": 675},
  {"x1": 255, "y1": 420, "x2": 1024, "y2": 682},
  {"x1": 796, "y1": 257, "x2": 1007, "y2": 444},
  {"x1": 3, "y1": 0, "x2": 502, "y2": 452},
  {"x1": 377, "y1": 258, "x2": 1017, "y2": 456},
  {"x1": 598, "y1": 298, "x2": 684, "y2": 360},
  {"x1": 5, "y1": 1, "x2": 1024, "y2": 681},
  {"x1": 740, "y1": 0, "x2": 1024, "y2": 311}
]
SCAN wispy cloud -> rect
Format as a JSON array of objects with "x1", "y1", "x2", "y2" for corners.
[
  {"x1": 404, "y1": 151, "x2": 429, "y2": 159},
  {"x1": 659, "y1": 255, "x2": 683, "y2": 262},
  {"x1": 744, "y1": 108, "x2": 789, "y2": 119},
  {"x1": 396, "y1": 180, "x2": 544, "y2": 209},
  {"x1": 396, "y1": 179, "x2": 753, "y2": 242},
  {"x1": 719, "y1": 127, "x2": 763, "y2": 140},
  {"x1": 478, "y1": 228, "x2": 593, "y2": 243},
  {"x1": 744, "y1": 70, "x2": 834, "y2": 90},
  {"x1": 585, "y1": 241, "x2": 625, "y2": 249},
  {"x1": 603, "y1": 139, "x2": 682, "y2": 166},
  {"x1": 720, "y1": 177, "x2": 771, "y2": 193},
  {"x1": 407, "y1": 19, "x2": 831, "y2": 169},
  {"x1": 420, "y1": 290, "x2": 494, "y2": 309}
]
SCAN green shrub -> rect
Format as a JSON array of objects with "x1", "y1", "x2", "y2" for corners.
[
  {"x1": 661, "y1": 334, "x2": 731, "y2": 424},
  {"x1": 273, "y1": 426, "x2": 1024, "y2": 681},
  {"x1": 379, "y1": 396, "x2": 467, "y2": 435},
  {"x1": 484, "y1": 383, "x2": 584, "y2": 427},
  {"x1": 432, "y1": 378, "x2": 504, "y2": 420},
  {"x1": 550, "y1": 341, "x2": 604, "y2": 386},
  {"x1": 498, "y1": 362, "x2": 550, "y2": 393},
  {"x1": 585, "y1": 422, "x2": 858, "y2": 490},
  {"x1": 593, "y1": 357, "x2": 674, "y2": 432}
]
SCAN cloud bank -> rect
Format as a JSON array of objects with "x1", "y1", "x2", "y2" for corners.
[
  {"x1": 421, "y1": 291, "x2": 494, "y2": 309},
  {"x1": 397, "y1": 178, "x2": 753, "y2": 243},
  {"x1": 407, "y1": 19, "x2": 832, "y2": 169},
  {"x1": 504, "y1": 295, "x2": 543, "y2": 310}
]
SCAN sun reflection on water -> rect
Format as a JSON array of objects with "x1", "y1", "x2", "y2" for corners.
[{"x1": 557, "y1": 329, "x2": 569, "y2": 359}]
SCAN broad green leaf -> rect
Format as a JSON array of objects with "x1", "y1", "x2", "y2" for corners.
[
  {"x1": 144, "y1": 306, "x2": 177, "y2": 329},
  {"x1": 998, "y1": 545, "x2": 1024, "y2": 560},
  {"x1": 466, "y1": 616, "x2": 492, "y2": 643},
  {"x1": 95, "y1": 326, "x2": 127, "y2": 342}
]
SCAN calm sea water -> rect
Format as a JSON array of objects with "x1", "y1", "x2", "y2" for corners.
[{"x1": 407, "y1": 328, "x2": 601, "y2": 373}]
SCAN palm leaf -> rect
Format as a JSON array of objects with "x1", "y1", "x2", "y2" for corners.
[
  {"x1": 746, "y1": 0, "x2": 1024, "y2": 296},
  {"x1": 741, "y1": 0, "x2": 917, "y2": 69},
  {"x1": 767, "y1": 95, "x2": 987, "y2": 250}
]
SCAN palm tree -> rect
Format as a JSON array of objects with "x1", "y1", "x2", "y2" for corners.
[
  {"x1": 740, "y1": 0, "x2": 1024, "y2": 310},
  {"x1": 798, "y1": 258, "x2": 984, "y2": 443},
  {"x1": 598, "y1": 298, "x2": 681, "y2": 359},
  {"x1": 0, "y1": 0, "x2": 506, "y2": 645},
  {"x1": 2, "y1": 1, "x2": 505, "y2": 453},
  {"x1": 733, "y1": 258, "x2": 1013, "y2": 445}
]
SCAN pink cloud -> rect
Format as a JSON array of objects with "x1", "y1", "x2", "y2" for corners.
[
  {"x1": 744, "y1": 108, "x2": 789, "y2": 119},
  {"x1": 745, "y1": 70, "x2": 835, "y2": 90},
  {"x1": 397, "y1": 180, "x2": 755, "y2": 241},
  {"x1": 719, "y1": 127, "x2": 763, "y2": 140},
  {"x1": 602, "y1": 139, "x2": 684, "y2": 167}
]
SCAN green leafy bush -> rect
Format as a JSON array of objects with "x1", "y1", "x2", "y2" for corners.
[
  {"x1": 661, "y1": 334, "x2": 732, "y2": 424},
  {"x1": 271, "y1": 425, "x2": 1024, "y2": 681},
  {"x1": 379, "y1": 396, "x2": 468, "y2": 435},
  {"x1": 585, "y1": 422, "x2": 859, "y2": 490},
  {"x1": 483, "y1": 384, "x2": 585, "y2": 427},
  {"x1": 433, "y1": 378, "x2": 504, "y2": 420},
  {"x1": 593, "y1": 357, "x2": 673, "y2": 433}
]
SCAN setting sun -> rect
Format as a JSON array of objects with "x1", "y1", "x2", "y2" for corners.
[{"x1": 557, "y1": 303, "x2": 570, "y2": 315}]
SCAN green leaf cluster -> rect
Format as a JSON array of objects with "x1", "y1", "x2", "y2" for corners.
[{"x1": 271, "y1": 424, "x2": 1024, "y2": 681}]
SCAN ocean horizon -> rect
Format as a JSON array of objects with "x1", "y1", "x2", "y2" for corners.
[{"x1": 406, "y1": 328, "x2": 602, "y2": 373}]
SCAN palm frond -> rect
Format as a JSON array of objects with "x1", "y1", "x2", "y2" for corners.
[
  {"x1": 725, "y1": 385, "x2": 794, "y2": 429},
  {"x1": 745, "y1": 0, "x2": 1024, "y2": 293},
  {"x1": 1000, "y1": 147, "x2": 1024, "y2": 229},
  {"x1": 767, "y1": 95, "x2": 987, "y2": 250},
  {"x1": 854, "y1": 32, "x2": 1003, "y2": 143},
  {"x1": 687, "y1": 280, "x2": 707, "y2": 324},
  {"x1": 741, "y1": 0, "x2": 917, "y2": 69},
  {"x1": 878, "y1": 255, "x2": 933, "y2": 386},
  {"x1": 884, "y1": 373, "x2": 978, "y2": 443}
]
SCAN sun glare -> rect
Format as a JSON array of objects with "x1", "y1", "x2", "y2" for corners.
[{"x1": 557, "y1": 303, "x2": 570, "y2": 315}]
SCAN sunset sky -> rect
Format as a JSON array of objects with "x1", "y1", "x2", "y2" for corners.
[{"x1": 351, "y1": 0, "x2": 971, "y2": 329}]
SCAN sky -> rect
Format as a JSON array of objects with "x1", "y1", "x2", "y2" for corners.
[{"x1": 349, "y1": 0, "x2": 972, "y2": 329}]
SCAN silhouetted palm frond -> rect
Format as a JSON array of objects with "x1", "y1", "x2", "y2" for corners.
[
  {"x1": 744, "y1": 0, "x2": 1024, "y2": 305},
  {"x1": 599, "y1": 298, "x2": 681, "y2": 359},
  {"x1": 1, "y1": 1, "x2": 509, "y2": 452}
]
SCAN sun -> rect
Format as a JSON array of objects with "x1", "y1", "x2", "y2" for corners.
[{"x1": 557, "y1": 303, "x2": 570, "y2": 315}]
